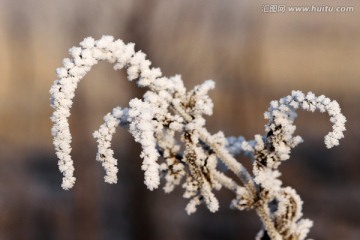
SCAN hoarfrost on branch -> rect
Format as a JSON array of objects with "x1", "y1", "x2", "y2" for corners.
[{"x1": 50, "y1": 36, "x2": 346, "y2": 240}]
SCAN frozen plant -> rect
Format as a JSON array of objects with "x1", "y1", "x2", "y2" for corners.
[{"x1": 50, "y1": 36, "x2": 346, "y2": 240}]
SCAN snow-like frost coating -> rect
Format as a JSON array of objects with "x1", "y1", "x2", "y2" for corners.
[{"x1": 50, "y1": 36, "x2": 346, "y2": 240}]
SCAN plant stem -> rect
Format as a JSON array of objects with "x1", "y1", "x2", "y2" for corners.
[
  {"x1": 171, "y1": 102, "x2": 282, "y2": 239},
  {"x1": 255, "y1": 204, "x2": 282, "y2": 240}
]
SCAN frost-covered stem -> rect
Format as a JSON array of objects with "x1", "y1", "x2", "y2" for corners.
[
  {"x1": 170, "y1": 100, "x2": 281, "y2": 238},
  {"x1": 171, "y1": 102, "x2": 256, "y2": 194},
  {"x1": 198, "y1": 128, "x2": 256, "y2": 194},
  {"x1": 211, "y1": 169, "x2": 280, "y2": 239},
  {"x1": 211, "y1": 170, "x2": 240, "y2": 192},
  {"x1": 256, "y1": 204, "x2": 282, "y2": 240}
]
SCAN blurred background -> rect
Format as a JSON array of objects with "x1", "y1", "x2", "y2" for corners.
[{"x1": 0, "y1": 0, "x2": 359, "y2": 239}]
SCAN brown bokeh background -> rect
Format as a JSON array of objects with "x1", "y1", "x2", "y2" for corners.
[{"x1": 0, "y1": 0, "x2": 359, "y2": 239}]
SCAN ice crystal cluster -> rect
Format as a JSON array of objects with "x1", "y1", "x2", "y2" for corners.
[{"x1": 50, "y1": 36, "x2": 346, "y2": 240}]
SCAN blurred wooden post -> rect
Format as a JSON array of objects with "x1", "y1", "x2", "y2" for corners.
[
  {"x1": 69, "y1": 8, "x2": 102, "y2": 240},
  {"x1": 122, "y1": 0, "x2": 159, "y2": 239},
  {"x1": 71, "y1": 91, "x2": 101, "y2": 240}
]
